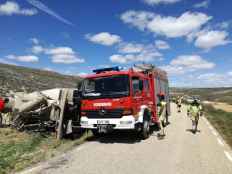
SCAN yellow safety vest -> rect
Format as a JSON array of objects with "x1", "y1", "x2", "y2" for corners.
[
  {"x1": 188, "y1": 105, "x2": 202, "y2": 118},
  {"x1": 158, "y1": 101, "x2": 167, "y2": 119}
]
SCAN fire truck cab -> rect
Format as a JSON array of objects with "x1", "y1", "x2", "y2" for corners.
[{"x1": 79, "y1": 65, "x2": 170, "y2": 139}]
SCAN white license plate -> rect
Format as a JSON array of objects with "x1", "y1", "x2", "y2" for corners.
[{"x1": 97, "y1": 120, "x2": 110, "y2": 124}]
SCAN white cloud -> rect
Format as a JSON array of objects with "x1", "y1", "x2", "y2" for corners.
[
  {"x1": 0, "y1": 1, "x2": 37, "y2": 16},
  {"x1": 30, "y1": 38, "x2": 39, "y2": 44},
  {"x1": 6, "y1": 54, "x2": 39, "y2": 63},
  {"x1": 143, "y1": 0, "x2": 182, "y2": 5},
  {"x1": 51, "y1": 54, "x2": 84, "y2": 64},
  {"x1": 228, "y1": 71, "x2": 232, "y2": 76},
  {"x1": 110, "y1": 54, "x2": 134, "y2": 64},
  {"x1": 198, "y1": 73, "x2": 223, "y2": 81},
  {"x1": 86, "y1": 32, "x2": 121, "y2": 46},
  {"x1": 170, "y1": 55, "x2": 215, "y2": 69},
  {"x1": 219, "y1": 21, "x2": 231, "y2": 29},
  {"x1": 160, "y1": 55, "x2": 215, "y2": 76},
  {"x1": 118, "y1": 43, "x2": 144, "y2": 53},
  {"x1": 120, "y1": 11, "x2": 155, "y2": 31},
  {"x1": 109, "y1": 50, "x2": 161, "y2": 64},
  {"x1": 46, "y1": 47, "x2": 75, "y2": 55},
  {"x1": 120, "y1": 11, "x2": 211, "y2": 38},
  {"x1": 29, "y1": 41, "x2": 85, "y2": 64},
  {"x1": 147, "y1": 12, "x2": 212, "y2": 38},
  {"x1": 111, "y1": 42, "x2": 162, "y2": 64},
  {"x1": 26, "y1": 0, "x2": 73, "y2": 26},
  {"x1": 155, "y1": 40, "x2": 170, "y2": 49},
  {"x1": 110, "y1": 51, "x2": 161, "y2": 64},
  {"x1": 160, "y1": 65, "x2": 184, "y2": 75},
  {"x1": 45, "y1": 47, "x2": 84, "y2": 64},
  {"x1": 194, "y1": 30, "x2": 231, "y2": 50},
  {"x1": 31, "y1": 45, "x2": 44, "y2": 54},
  {"x1": 194, "y1": 0, "x2": 210, "y2": 9}
]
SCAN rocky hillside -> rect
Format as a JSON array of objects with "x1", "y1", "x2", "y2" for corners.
[{"x1": 0, "y1": 63, "x2": 82, "y2": 96}]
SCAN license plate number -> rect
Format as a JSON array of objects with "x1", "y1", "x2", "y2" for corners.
[{"x1": 97, "y1": 120, "x2": 110, "y2": 124}]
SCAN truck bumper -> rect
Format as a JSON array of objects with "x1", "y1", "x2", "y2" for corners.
[{"x1": 80, "y1": 115, "x2": 136, "y2": 129}]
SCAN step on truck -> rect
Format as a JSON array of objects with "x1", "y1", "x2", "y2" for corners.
[{"x1": 79, "y1": 64, "x2": 170, "y2": 139}]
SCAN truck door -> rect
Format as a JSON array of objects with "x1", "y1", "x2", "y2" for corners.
[
  {"x1": 132, "y1": 76, "x2": 143, "y2": 115},
  {"x1": 143, "y1": 79, "x2": 152, "y2": 108}
]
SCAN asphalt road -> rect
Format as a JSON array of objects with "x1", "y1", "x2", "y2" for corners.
[{"x1": 20, "y1": 104, "x2": 232, "y2": 174}]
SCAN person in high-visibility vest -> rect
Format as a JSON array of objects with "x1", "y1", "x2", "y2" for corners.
[
  {"x1": 176, "y1": 96, "x2": 183, "y2": 113},
  {"x1": 157, "y1": 93, "x2": 166, "y2": 137},
  {"x1": 187, "y1": 99, "x2": 203, "y2": 133}
]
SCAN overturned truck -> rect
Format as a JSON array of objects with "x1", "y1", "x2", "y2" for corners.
[{"x1": 0, "y1": 88, "x2": 81, "y2": 139}]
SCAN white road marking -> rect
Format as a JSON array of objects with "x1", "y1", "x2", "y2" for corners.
[
  {"x1": 209, "y1": 126, "x2": 214, "y2": 130},
  {"x1": 17, "y1": 165, "x2": 43, "y2": 174},
  {"x1": 224, "y1": 151, "x2": 232, "y2": 162},
  {"x1": 212, "y1": 130, "x2": 218, "y2": 136},
  {"x1": 217, "y1": 138, "x2": 224, "y2": 146}
]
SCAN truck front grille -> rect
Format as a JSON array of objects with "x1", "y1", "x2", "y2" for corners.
[{"x1": 84, "y1": 109, "x2": 124, "y2": 119}]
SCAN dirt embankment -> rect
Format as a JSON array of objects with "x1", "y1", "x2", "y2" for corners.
[{"x1": 203, "y1": 101, "x2": 232, "y2": 112}]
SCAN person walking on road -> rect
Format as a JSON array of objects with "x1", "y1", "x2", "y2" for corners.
[
  {"x1": 176, "y1": 96, "x2": 183, "y2": 113},
  {"x1": 187, "y1": 99, "x2": 203, "y2": 133},
  {"x1": 157, "y1": 93, "x2": 167, "y2": 138}
]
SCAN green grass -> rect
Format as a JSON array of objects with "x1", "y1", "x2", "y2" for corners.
[
  {"x1": 0, "y1": 129, "x2": 90, "y2": 174},
  {"x1": 204, "y1": 104, "x2": 232, "y2": 147}
]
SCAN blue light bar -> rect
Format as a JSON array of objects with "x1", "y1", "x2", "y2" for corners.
[{"x1": 93, "y1": 66, "x2": 122, "y2": 73}]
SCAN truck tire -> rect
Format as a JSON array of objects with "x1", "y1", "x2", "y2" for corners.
[
  {"x1": 92, "y1": 129, "x2": 102, "y2": 137},
  {"x1": 141, "y1": 119, "x2": 150, "y2": 139}
]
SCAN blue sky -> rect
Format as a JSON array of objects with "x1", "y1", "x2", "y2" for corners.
[{"x1": 0, "y1": 0, "x2": 232, "y2": 87}]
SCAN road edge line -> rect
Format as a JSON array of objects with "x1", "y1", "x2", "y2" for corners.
[{"x1": 224, "y1": 151, "x2": 232, "y2": 162}]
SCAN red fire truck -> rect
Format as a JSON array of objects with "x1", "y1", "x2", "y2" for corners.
[{"x1": 79, "y1": 64, "x2": 170, "y2": 139}]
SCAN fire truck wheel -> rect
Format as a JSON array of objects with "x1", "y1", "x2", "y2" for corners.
[
  {"x1": 92, "y1": 129, "x2": 102, "y2": 137},
  {"x1": 141, "y1": 119, "x2": 150, "y2": 140}
]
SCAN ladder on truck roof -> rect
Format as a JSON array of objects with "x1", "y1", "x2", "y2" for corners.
[{"x1": 133, "y1": 64, "x2": 167, "y2": 76}]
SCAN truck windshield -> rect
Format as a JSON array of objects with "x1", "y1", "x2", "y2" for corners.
[{"x1": 82, "y1": 75, "x2": 129, "y2": 98}]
